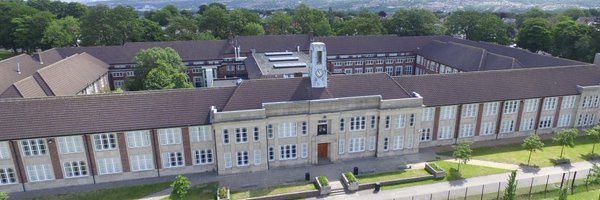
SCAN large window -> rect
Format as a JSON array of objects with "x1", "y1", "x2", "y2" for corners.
[
  {"x1": 279, "y1": 144, "x2": 297, "y2": 160},
  {"x1": 22, "y1": 139, "x2": 47, "y2": 156},
  {"x1": 562, "y1": 96, "x2": 576, "y2": 109},
  {"x1": 439, "y1": 126, "x2": 453, "y2": 139},
  {"x1": 301, "y1": 121, "x2": 308, "y2": 135},
  {"x1": 26, "y1": 165, "x2": 53, "y2": 182},
  {"x1": 224, "y1": 153, "x2": 232, "y2": 168},
  {"x1": 130, "y1": 154, "x2": 154, "y2": 171},
  {"x1": 126, "y1": 131, "x2": 150, "y2": 148},
  {"x1": 0, "y1": 142, "x2": 9, "y2": 159},
  {"x1": 235, "y1": 128, "x2": 248, "y2": 143},
  {"x1": 253, "y1": 127, "x2": 260, "y2": 142},
  {"x1": 190, "y1": 126, "x2": 212, "y2": 142},
  {"x1": 407, "y1": 133, "x2": 414, "y2": 148},
  {"x1": 500, "y1": 120, "x2": 515, "y2": 133},
  {"x1": 521, "y1": 118, "x2": 534, "y2": 131},
  {"x1": 236, "y1": 151, "x2": 249, "y2": 166},
  {"x1": 57, "y1": 136, "x2": 83, "y2": 154},
  {"x1": 254, "y1": 150, "x2": 261, "y2": 165},
  {"x1": 195, "y1": 149, "x2": 213, "y2": 165},
  {"x1": 301, "y1": 143, "x2": 308, "y2": 158},
  {"x1": 441, "y1": 106, "x2": 456, "y2": 120},
  {"x1": 159, "y1": 128, "x2": 182, "y2": 145},
  {"x1": 97, "y1": 158, "x2": 121, "y2": 175},
  {"x1": 422, "y1": 108, "x2": 434, "y2": 121},
  {"x1": 460, "y1": 124, "x2": 474, "y2": 138},
  {"x1": 396, "y1": 114, "x2": 406, "y2": 128},
  {"x1": 393, "y1": 135, "x2": 404, "y2": 150},
  {"x1": 370, "y1": 116, "x2": 377, "y2": 129},
  {"x1": 267, "y1": 124, "x2": 274, "y2": 139},
  {"x1": 481, "y1": 122, "x2": 496, "y2": 135},
  {"x1": 0, "y1": 168, "x2": 16, "y2": 185},
  {"x1": 350, "y1": 116, "x2": 366, "y2": 131},
  {"x1": 278, "y1": 122, "x2": 297, "y2": 138},
  {"x1": 368, "y1": 136, "x2": 376, "y2": 150},
  {"x1": 163, "y1": 152, "x2": 184, "y2": 168},
  {"x1": 64, "y1": 161, "x2": 88, "y2": 177},
  {"x1": 484, "y1": 102, "x2": 499, "y2": 116},
  {"x1": 348, "y1": 138, "x2": 366, "y2": 153},
  {"x1": 338, "y1": 139, "x2": 345, "y2": 154},
  {"x1": 524, "y1": 99, "x2": 538, "y2": 113},
  {"x1": 420, "y1": 128, "x2": 431, "y2": 141},
  {"x1": 462, "y1": 104, "x2": 478, "y2": 118},
  {"x1": 577, "y1": 113, "x2": 596, "y2": 127},
  {"x1": 503, "y1": 101, "x2": 519, "y2": 114},
  {"x1": 93, "y1": 133, "x2": 117, "y2": 151},
  {"x1": 559, "y1": 114, "x2": 571, "y2": 127},
  {"x1": 543, "y1": 97, "x2": 558, "y2": 111},
  {"x1": 539, "y1": 116, "x2": 554, "y2": 129},
  {"x1": 339, "y1": 118, "x2": 345, "y2": 132}
]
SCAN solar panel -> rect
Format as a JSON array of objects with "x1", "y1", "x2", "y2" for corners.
[
  {"x1": 268, "y1": 56, "x2": 300, "y2": 62},
  {"x1": 265, "y1": 52, "x2": 293, "y2": 56},
  {"x1": 273, "y1": 62, "x2": 307, "y2": 68}
]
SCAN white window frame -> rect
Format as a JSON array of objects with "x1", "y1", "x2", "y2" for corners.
[
  {"x1": 396, "y1": 114, "x2": 406, "y2": 128},
  {"x1": 236, "y1": 151, "x2": 249, "y2": 166},
  {"x1": 126, "y1": 130, "x2": 150, "y2": 148},
  {"x1": 422, "y1": 107, "x2": 434, "y2": 121},
  {"x1": 461, "y1": 104, "x2": 477, "y2": 118},
  {"x1": 368, "y1": 136, "x2": 376, "y2": 150},
  {"x1": 130, "y1": 154, "x2": 154, "y2": 172},
  {"x1": 254, "y1": 150, "x2": 261, "y2": 165},
  {"x1": 524, "y1": 99, "x2": 538, "y2": 113},
  {"x1": 348, "y1": 138, "x2": 366, "y2": 153},
  {"x1": 459, "y1": 124, "x2": 474, "y2": 138},
  {"x1": 441, "y1": 106, "x2": 456, "y2": 120},
  {"x1": 97, "y1": 158, "x2": 121, "y2": 175},
  {"x1": 539, "y1": 116, "x2": 554, "y2": 129},
  {"x1": 57, "y1": 136, "x2": 83, "y2": 154},
  {"x1": 562, "y1": 96, "x2": 576, "y2": 109},
  {"x1": 0, "y1": 142, "x2": 10, "y2": 159},
  {"x1": 484, "y1": 102, "x2": 499, "y2": 116},
  {"x1": 26, "y1": 165, "x2": 53, "y2": 182},
  {"x1": 224, "y1": 153, "x2": 232, "y2": 168},
  {"x1": 194, "y1": 149, "x2": 213, "y2": 165},
  {"x1": 190, "y1": 126, "x2": 212, "y2": 143},
  {"x1": 420, "y1": 128, "x2": 432, "y2": 141},
  {"x1": 543, "y1": 97, "x2": 558, "y2": 111},
  {"x1": 93, "y1": 133, "x2": 117, "y2": 151},
  {"x1": 500, "y1": 119, "x2": 515, "y2": 133},
  {"x1": 0, "y1": 168, "x2": 16, "y2": 185},
  {"x1": 158, "y1": 128, "x2": 182, "y2": 145},
  {"x1": 559, "y1": 114, "x2": 571, "y2": 127},
  {"x1": 235, "y1": 128, "x2": 248, "y2": 143},
  {"x1": 393, "y1": 135, "x2": 404, "y2": 150},
  {"x1": 163, "y1": 152, "x2": 184, "y2": 168},
  {"x1": 439, "y1": 126, "x2": 453, "y2": 139},
  {"x1": 503, "y1": 100, "x2": 519, "y2": 114},
  {"x1": 21, "y1": 139, "x2": 47, "y2": 156},
  {"x1": 278, "y1": 122, "x2": 297, "y2": 138},
  {"x1": 301, "y1": 143, "x2": 308, "y2": 158},
  {"x1": 338, "y1": 139, "x2": 345, "y2": 154},
  {"x1": 521, "y1": 118, "x2": 534, "y2": 131},
  {"x1": 350, "y1": 116, "x2": 366, "y2": 131}
]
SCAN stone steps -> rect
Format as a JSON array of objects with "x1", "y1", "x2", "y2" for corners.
[{"x1": 329, "y1": 181, "x2": 346, "y2": 196}]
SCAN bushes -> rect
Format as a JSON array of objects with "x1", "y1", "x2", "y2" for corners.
[
  {"x1": 217, "y1": 186, "x2": 229, "y2": 199},
  {"x1": 170, "y1": 175, "x2": 191, "y2": 200},
  {"x1": 344, "y1": 172, "x2": 358, "y2": 183},
  {"x1": 317, "y1": 176, "x2": 329, "y2": 186}
]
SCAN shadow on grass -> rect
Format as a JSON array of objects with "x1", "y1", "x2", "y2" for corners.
[
  {"x1": 581, "y1": 153, "x2": 600, "y2": 161},
  {"x1": 448, "y1": 168, "x2": 467, "y2": 186},
  {"x1": 519, "y1": 163, "x2": 542, "y2": 174},
  {"x1": 549, "y1": 158, "x2": 573, "y2": 170}
]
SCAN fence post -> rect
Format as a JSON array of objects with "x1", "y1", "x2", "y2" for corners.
[
  {"x1": 464, "y1": 187, "x2": 468, "y2": 200},
  {"x1": 529, "y1": 176, "x2": 534, "y2": 198},
  {"x1": 572, "y1": 171, "x2": 578, "y2": 194},
  {"x1": 448, "y1": 190, "x2": 451, "y2": 200},
  {"x1": 497, "y1": 181, "x2": 501, "y2": 200},
  {"x1": 481, "y1": 184, "x2": 485, "y2": 200},
  {"x1": 544, "y1": 174, "x2": 550, "y2": 198},
  {"x1": 560, "y1": 172, "x2": 566, "y2": 189},
  {"x1": 430, "y1": 193, "x2": 433, "y2": 200}
]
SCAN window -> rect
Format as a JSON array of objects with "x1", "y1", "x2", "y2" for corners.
[
  {"x1": 420, "y1": 128, "x2": 432, "y2": 141},
  {"x1": 130, "y1": 154, "x2": 154, "y2": 171},
  {"x1": 407, "y1": 133, "x2": 414, "y2": 148},
  {"x1": 441, "y1": 106, "x2": 456, "y2": 120},
  {"x1": 539, "y1": 116, "x2": 554, "y2": 129},
  {"x1": 348, "y1": 138, "x2": 366, "y2": 153},
  {"x1": 195, "y1": 149, "x2": 213, "y2": 165},
  {"x1": 224, "y1": 153, "x2": 232, "y2": 168},
  {"x1": 376, "y1": 60, "x2": 384, "y2": 65},
  {"x1": 462, "y1": 104, "x2": 477, "y2": 118},
  {"x1": 227, "y1": 65, "x2": 235, "y2": 71},
  {"x1": 409, "y1": 114, "x2": 415, "y2": 127},
  {"x1": 439, "y1": 126, "x2": 453, "y2": 139},
  {"x1": 301, "y1": 143, "x2": 308, "y2": 158},
  {"x1": 235, "y1": 128, "x2": 248, "y2": 143},
  {"x1": 223, "y1": 129, "x2": 230, "y2": 144},
  {"x1": 385, "y1": 116, "x2": 391, "y2": 129},
  {"x1": 236, "y1": 65, "x2": 245, "y2": 70},
  {"x1": 404, "y1": 66, "x2": 413, "y2": 75},
  {"x1": 503, "y1": 100, "x2": 519, "y2": 114},
  {"x1": 386, "y1": 67, "x2": 394, "y2": 75},
  {"x1": 191, "y1": 68, "x2": 203, "y2": 73},
  {"x1": 396, "y1": 114, "x2": 406, "y2": 128},
  {"x1": 365, "y1": 67, "x2": 373, "y2": 73},
  {"x1": 559, "y1": 114, "x2": 571, "y2": 127},
  {"x1": 368, "y1": 136, "x2": 376, "y2": 151},
  {"x1": 279, "y1": 144, "x2": 297, "y2": 160},
  {"x1": 577, "y1": 113, "x2": 595, "y2": 127},
  {"x1": 267, "y1": 124, "x2": 274, "y2": 139},
  {"x1": 350, "y1": 116, "x2": 366, "y2": 131},
  {"x1": 0, "y1": 142, "x2": 9, "y2": 159},
  {"x1": 126, "y1": 71, "x2": 134, "y2": 77},
  {"x1": 159, "y1": 128, "x2": 182, "y2": 145},
  {"x1": 254, "y1": 150, "x2": 261, "y2": 165},
  {"x1": 562, "y1": 96, "x2": 576, "y2": 109},
  {"x1": 0, "y1": 168, "x2": 16, "y2": 185},
  {"x1": 338, "y1": 139, "x2": 345, "y2": 154},
  {"x1": 543, "y1": 97, "x2": 558, "y2": 111},
  {"x1": 21, "y1": 139, "x2": 47, "y2": 156},
  {"x1": 383, "y1": 137, "x2": 389, "y2": 151},
  {"x1": 393, "y1": 135, "x2": 404, "y2": 150},
  {"x1": 395, "y1": 66, "x2": 403, "y2": 75},
  {"x1": 354, "y1": 68, "x2": 363, "y2": 74},
  {"x1": 63, "y1": 161, "x2": 88, "y2": 178},
  {"x1": 524, "y1": 99, "x2": 538, "y2": 113},
  {"x1": 163, "y1": 152, "x2": 184, "y2": 168},
  {"x1": 339, "y1": 118, "x2": 345, "y2": 132},
  {"x1": 111, "y1": 72, "x2": 124, "y2": 77},
  {"x1": 481, "y1": 122, "x2": 496, "y2": 135},
  {"x1": 57, "y1": 136, "x2": 83, "y2": 154},
  {"x1": 344, "y1": 68, "x2": 353, "y2": 74},
  {"x1": 26, "y1": 165, "x2": 53, "y2": 182},
  {"x1": 237, "y1": 151, "x2": 249, "y2": 166},
  {"x1": 278, "y1": 122, "x2": 297, "y2": 138},
  {"x1": 301, "y1": 121, "x2": 308, "y2": 135},
  {"x1": 460, "y1": 124, "x2": 474, "y2": 138},
  {"x1": 521, "y1": 118, "x2": 534, "y2": 131},
  {"x1": 484, "y1": 102, "x2": 499, "y2": 116},
  {"x1": 190, "y1": 126, "x2": 212, "y2": 142},
  {"x1": 422, "y1": 108, "x2": 434, "y2": 121},
  {"x1": 93, "y1": 133, "x2": 116, "y2": 151},
  {"x1": 370, "y1": 116, "x2": 377, "y2": 129},
  {"x1": 126, "y1": 131, "x2": 150, "y2": 148},
  {"x1": 253, "y1": 127, "x2": 260, "y2": 142},
  {"x1": 375, "y1": 67, "x2": 384, "y2": 73},
  {"x1": 113, "y1": 80, "x2": 124, "y2": 88},
  {"x1": 500, "y1": 120, "x2": 515, "y2": 133},
  {"x1": 268, "y1": 147, "x2": 275, "y2": 161},
  {"x1": 97, "y1": 158, "x2": 121, "y2": 175}
]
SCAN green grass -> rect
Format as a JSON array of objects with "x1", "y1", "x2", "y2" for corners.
[
  {"x1": 230, "y1": 182, "x2": 316, "y2": 199},
  {"x1": 382, "y1": 160, "x2": 511, "y2": 190},
  {"x1": 0, "y1": 51, "x2": 16, "y2": 60},
  {"x1": 440, "y1": 135, "x2": 600, "y2": 167},
  {"x1": 26, "y1": 181, "x2": 171, "y2": 200},
  {"x1": 357, "y1": 168, "x2": 431, "y2": 184},
  {"x1": 163, "y1": 182, "x2": 219, "y2": 200}
]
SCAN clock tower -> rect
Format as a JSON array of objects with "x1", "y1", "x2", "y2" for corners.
[{"x1": 310, "y1": 42, "x2": 327, "y2": 88}]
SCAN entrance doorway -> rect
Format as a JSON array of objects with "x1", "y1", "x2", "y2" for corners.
[{"x1": 317, "y1": 143, "x2": 330, "y2": 164}]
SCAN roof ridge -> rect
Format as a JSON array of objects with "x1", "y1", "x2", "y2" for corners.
[
  {"x1": 385, "y1": 73, "x2": 412, "y2": 97},
  {"x1": 397, "y1": 64, "x2": 597, "y2": 79},
  {"x1": 37, "y1": 53, "x2": 80, "y2": 73},
  {"x1": 478, "y1": 49, "x2": 487, "y2": 71}
]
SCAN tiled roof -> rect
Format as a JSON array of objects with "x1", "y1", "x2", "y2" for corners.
[
  {"x1": 315, "y1": 35, "x2": 436, "y2": 55},
  {"x1": 394, "y1": 65, "x2": 600, "y2": 106},
  {"x1": 224, "y1": 35, "x2": 311, "y2": 54},
  {"x1": 417, "y1": 40, "x2": 524, "y2": 71},
  {"x1": 56, "y1": 46, "x2": 133, "y2": 64},
  {"x1": 124, "y1": 40, "x2": 228, "y2": 61},
  {"x1": 0, "y1": 87, "x2": 236, "y2": 140},
  {"x1": 37, "y1": 53, "x2": 109, "y2": 96},
  {"x1": 0, "y1": 49, "x2": 64, "y2": 95}
]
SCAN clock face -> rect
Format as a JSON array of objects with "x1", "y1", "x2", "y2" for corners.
[{"x1": 315, "y1": 69, "x2": 324, "y2": 77}]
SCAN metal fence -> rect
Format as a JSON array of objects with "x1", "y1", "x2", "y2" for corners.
[{"x1": 394, "y1": 168, "x2": 596, "y2": 200}]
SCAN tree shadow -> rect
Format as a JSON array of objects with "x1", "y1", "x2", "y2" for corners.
[
  {"x1": 549, "y1": 158, "x2": 573, "y2": 170},
  {"x1": 448, "y1": 168, "x2": 467, "y2": 186},
  {"x1": 519, "y1": 163, "x2": 541, "y2": 174},
  {"x1": 581, "y1": 153, "x2": 600, "y2": 161}
]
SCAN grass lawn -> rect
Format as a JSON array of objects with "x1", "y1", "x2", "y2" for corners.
[
  {"x1": 26, "y1": 182, "x2": 171, "y2": 200},
  {"x1": 382, "y1": 160, "x2": 511, "y2": 190},
  {"x1": 0, "y1": 50, "x2": 16, "y2": 60},
  {"x1": 230, "y1": 182, "x2": 316, "y2": 199},
  {"x1": 163, "y1": 182, "x2": 218, "y2": 200},
  {"x1": 439, "y1": 135, "x2": 599, "y2": 167},
  {"x1": 357, "y1": 168, "x2": 431, "y2": 184}
]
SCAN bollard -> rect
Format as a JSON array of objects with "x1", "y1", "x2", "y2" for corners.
[
  {"x1": 354, "y1": 167, "x2": 359, "y2": 175},
  {"x1": 374, "y1": 182, "x2": 381, "y2": 192},
  {"x1": 305, "y1": 172, "x2": 310, "y2": 181}
]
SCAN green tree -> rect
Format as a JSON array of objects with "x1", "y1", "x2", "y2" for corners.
[
  {"x1": 145, "y1": 4, "x2": 180, "y2": 26},
  {"x1": 0, "y1": 1, "x2": 39, "y2": 52},
  {"x1": 27, "y1": 0, "x2": 87, "y2": 19},
  {"x1": 516, "y1": 18, "x2": 553, "y2": 53},
  {"x1": 445, "y1": 11, "x2": 510, "y2": 45},
  {"x1": 586, "y1": 125, "x2": 600, "y2": 155},
  {"x1": 43, "y1": 16, "x2": 80, "y2": 47},
  {"x1": 193, "y1": 32, "x2": 218, "y2": 41},
  {"x1": 515, "y1": 7, "x2": 550, "y2": 29},
  {"x1": 240, "y1": 23, "x2": 265, "y2": 36},
  {"x1": 12, "y1": 11, "x2": 56, "y2": 53},
  {"x1": 552, "y1": 20, "x2": 595, "y2": 62},
  {"x1": 229, "y1": 9, "x2": 261, "y2": 36},
  {"x1": 0, "y1": 191, "x2": 7, "y2": 200},
  {"x1": 522, "y1": 133, "x2": 544, "y2": 166},
  {"x1": 587, "y1": 164, "x2": 600, "y2": 185},
  {"x1": 452, "y1": 142, "x2": 473, "y2": 172},
  {"x1": 133, "y1": 18, "x2": 164, "y2": 42},
  {"x1": 197, "y1": 3, "x2": 226, "y2": 15},
  {"x1": 170, "y1": 175, "x2": 191, "y2": 200},
  {"x1": 561, "y1": 8, "x2": 591, "y2": 21},
  {"x1": 80, "y1": 5, "x2": 143, "y2": 46},
  {"x1": 292, "y1": 4, "x2": 333, "y2": 36},
  {"x1": 165, "y1": 16, "x2": 199, "y2": 40},
  {"x1": 127, "y1": 47, "x2": 192, "y2": 91},
  {"x1": 387, "y1": 9, "x2": 443, "y2": 36},
  {"x1": 335, "y1": 11, "x2": 385, "y2": 36},
  {"x1": 504, "y1": 170, "x2": 517, "y2": 200},
  {"x1": 198, "y1": 5, "x2": 230, "y2": 39},
  {"x1": 553, "y1": 128, "x2": 579, "y2": 159},
  {"x1": 265, "y1": 11, "x2": 293, "y2": 35},
  {"x1": 558, "y1": 187, "x2": 568, "y2": 200}
]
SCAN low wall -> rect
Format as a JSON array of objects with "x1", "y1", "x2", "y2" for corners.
[{"x1": 245, "y1": 189, "x2": 319, "y2": 200}]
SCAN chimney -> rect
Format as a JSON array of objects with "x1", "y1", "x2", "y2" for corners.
[
  {"x1": 16, "y1": 63, "x2": 21, "y2": 75},
  {"x1": 37, "y1": 49, "x2": 43, "y2": 65},
  {"x1": 297, "y1": 45, "x2": 300, "y2": 52},
  {"x1": 251, "y1": 49, "x2": 256, "y2": 54},
  {"x1": 594, "y1": 53, "x2": 600, "y2": 66}
]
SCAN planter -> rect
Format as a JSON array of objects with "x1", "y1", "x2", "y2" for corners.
[
  {"x1": 341, "y1": 172, "x2": 359, "y2": 191},
  {"x1": 315, "y1": 176, "x2": 331, "y2": 195},
  {"x1": 217, "y1": 186, "x2": 230, "y2": 200},
  {"x1": 425, "y1": 163, "x2": 446, "y2": 178}
]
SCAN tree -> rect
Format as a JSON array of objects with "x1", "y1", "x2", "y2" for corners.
[
  {"x1": 586, "y1": 125, "x2": 600, "y2": 155},
  {"x1": 445, "y1": 11, "x2": 510, "y2": 45},
  {"x1": 229, "y1": 9, "x2": 261, "y2": 36},
  {"x1": 292, "y1": 4, "x2": 333, "y2": 36},
  {"x1": 43, "y1": 16, "x2": 80, "y2": 47},
  {"x1": 387, "y1": 9, "x2": 443, "y2": 36},
  {"x1": 522, "y1": 133, "x2": 544, "y2": 166},
  {"x1": 558, "y1": 187, "x2": 568, "y2": 200},
  {"x1": 516, "y1": 18, "x2": 553, "y2": 53},
  {"x1": 504, "y1": 171, "x2": 517, "y2": 200},
  {"x1": 165, "y1": 16, "x2": 199, "y2": 40},
  {"x1": 80, "y1": 5, "x2": 145, "y2": 46},
  {"x1": 240, "y1": 23, "x2": 265, "y2": 36},
  {"x1": 553, "y1": 128, "x2": 578, "y2": 159},
  {"x1": 12, "y1": 11, "x2": 56, "y2": 53},
  {"x1": 198, "y1": 5, "x2": 230, "y2": 39},
  {"x1": 335, "y1": 11, "x2": 385, "y2": 36},
  {"x1": 0, "y1": 192, "x2": 7, "y2": 200},
  {"x1": 452, "y1": 142, "x2": 473, "y2": 172},
  {"x1": 127, "y1": 47, "x2": 193, "y2": 91},
  {"x1": 552, "y1": 20, "x2": 595, "y2": 62},
  {"x1": 587, "y1": 164, "x2": 600, "y2": 185},
  {"x1": 197, "y1": 2, "x2": 226, "y2": 15},
  {"x1": 145, "y1": 4, "x2": 180, "y2": 26},
  {"x1": 515, "y1": 7, "x2": 550, "y2": 29},
  {"x1": 170, "y1": 175, "x2": 191, "y2": 200},
  {"x1": 133, "y1": 18, "x2": 164, "y2": 42},
  {"x1": 265, "y1": 11, "x2": 293, "y2": 35}
]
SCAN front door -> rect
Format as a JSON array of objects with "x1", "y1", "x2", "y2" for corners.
[{"x1": 317, "y1": 143, "x2": 329, "y2": 162}]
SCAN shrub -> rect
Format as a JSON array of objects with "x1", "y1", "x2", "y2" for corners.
[
  {"x1": 217, "y1": 186, "x2": 229, "y2": 199},
  {"x1": 317, "y1": 176, "x2": 329, "y2": 186},
  {"x1": 0, "y1": 192, "x2": 8, "y2": 200},
  {"x1": 170, "y1": 175, "x2": 191, "y2": 200},
  {"x1": 344, "y1": 172, "x2": 358, "y2": 183},
  {"x1": 428, "y1": 162, "x2": 443, "y2": 171}
]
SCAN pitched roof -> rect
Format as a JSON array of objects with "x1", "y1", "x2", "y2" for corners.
[
  {"x1": 124, "y1": 40, "x2": 228, "y2": 61},
  {"x1": 56, "y1": 46, "x2": 132, "y2": 64},
  {"x1": 222, "y1": 73, "x2": 411, "y2": 111},
  {"x1": 416, "y1": 40, "x2": 523, "y2": 71},
  {"x1": 0, "y1": 49, "x2": 64, "y2": 95},
  {"x1": 37, "y1": 53, "x2": 109, "y2": 96},
  {"x1": 0, "y1": 87, "x2": 236, "y2": 140},
  {"x1": 224, "y1": 35, "x2": 311, "y2": 54},
  {"x1": 315, "y1": 35, "x2": 437, "y2": 55},
  {"x1": 394, "y1": 65, "x2": 600, "y2": 106}
]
